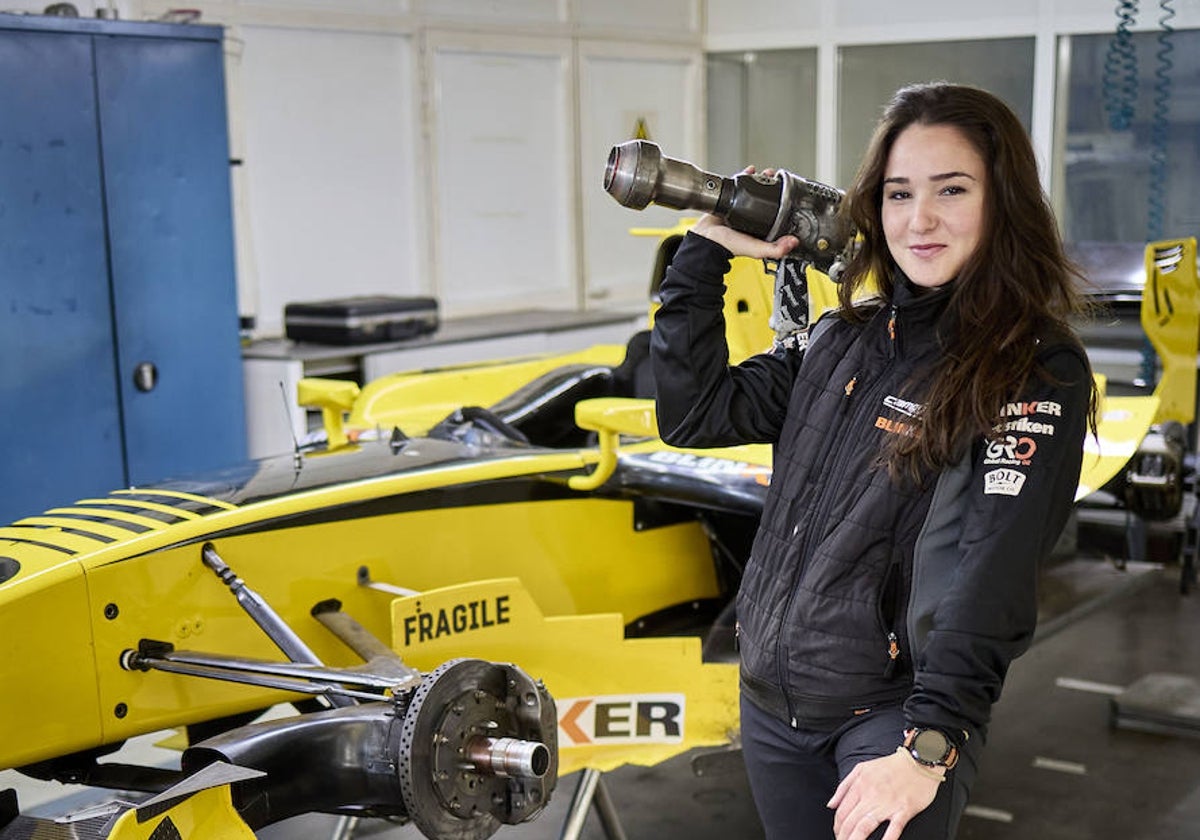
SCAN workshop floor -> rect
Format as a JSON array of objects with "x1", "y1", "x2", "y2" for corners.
[{"x1": 7, "y1": 524, "x2": 1200, "y2": 840}]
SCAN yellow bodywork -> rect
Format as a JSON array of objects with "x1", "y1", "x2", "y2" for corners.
[
  {"x1": 1078, "y1": 382, "x2": 1161, "y2": 500},
  {"x1": 1141, "y1": 238, "x2": 1199, "y2": 426},
  {"x1": 632, "y1": 219, "x2": 841, "y2": 363},
  {"x1": 390, "y1": 578, "x2": 738, "y2": 775},
  {"x1": 1076, "y1": 237, "x2": 1199, "y2": 498},
  {"x1": 305, "y1": 230, "x2": 1190, "y2": 508},
  {"x1": 346, "y1": 346, "x2": 628, "y2": 438},
  {"x1": 296, "y1": 377, "x2": 360, "y2": 450},
  {"x1": 106, "y1": 786, "x2": 256, "y2": 840},
  {"x1": 297, "y1": 220, "x2": 840, "y2": 441},
  {"x1": 568, "y1": 397, "x2": 658, "y2": 490},
  {"x1": 0, "y1": 451, "x2": 731, "y2": 770}
]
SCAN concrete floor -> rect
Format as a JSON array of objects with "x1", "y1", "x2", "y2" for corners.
[
  {"x1": 958, "y1": 560, "x2": 1200, "y2": 840},
  {"x1": 7, "y1": 523, "x2": 1200, "y2": 839}
]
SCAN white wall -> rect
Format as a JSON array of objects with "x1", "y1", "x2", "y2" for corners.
[
  {"x1": 425, "y1": 32, "x2": 577, "y2": 314},
  {"x1": 169, "y1": 0, "x2": 703, "y2": 336},
  {"x1": 236, "y1": 24, "x2": 422, "y2": 334},
  {"x1": 579, "y1": 41, "x2": 704, "y2": 310}
]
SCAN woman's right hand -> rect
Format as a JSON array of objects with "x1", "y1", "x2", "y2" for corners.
[
  {"x1": 690, "y1": 165, "x2": 799, "y2": 260},
  {"x1": 692, "y1": 214, "x2": 797, "y2": 260}
]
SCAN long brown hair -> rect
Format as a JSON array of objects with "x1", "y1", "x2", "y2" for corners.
[{"x1": 836, "y1": 82, "x2": 1097, "y2": 480}]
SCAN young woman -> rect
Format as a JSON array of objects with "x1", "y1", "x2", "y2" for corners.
[{"x1": 651, "y1": 82, "x2": 1096, "y2": 840}]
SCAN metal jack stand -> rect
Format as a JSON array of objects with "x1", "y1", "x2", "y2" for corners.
[
  {"x1": 330, "y1": 816, "x2": 358, "y2": 839},
  {"x1": 1122, "y1": 511, "x2": 1146, "y2": 570},
  {"x1": 1112, "y1": 672, "x2": 1200, "y2": 737},
  {"x1": 1180, "y1": 476, "x2": 1200, "y2": 594},
  {"x1": 559, "y1": 768, "x2": 628, "y2": 840}
]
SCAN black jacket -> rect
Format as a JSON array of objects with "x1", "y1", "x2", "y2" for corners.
[{"x1": 652, "y1": 232, "x2": 1091, "y2": 742}]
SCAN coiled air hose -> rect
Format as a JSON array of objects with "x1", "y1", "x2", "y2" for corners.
[{"x1": 1101, "y1": 0, "x2": 1176, "y2": 386}]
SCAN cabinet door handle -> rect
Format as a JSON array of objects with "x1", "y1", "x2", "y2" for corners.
[{"x1": 133, "y1": 362, "x2": 158, "y2": 392}]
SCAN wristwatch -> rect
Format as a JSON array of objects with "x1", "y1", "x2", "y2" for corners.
[{"x1": 902, "y1": 727, "x2": 959, "y2": 770}]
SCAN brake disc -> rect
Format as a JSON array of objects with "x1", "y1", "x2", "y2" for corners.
[{"x1": 396, "y1": 658, "x2": 556, "y2": 840}]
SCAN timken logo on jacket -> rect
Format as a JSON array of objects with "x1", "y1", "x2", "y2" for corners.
[
  {"x1": 875, "y1": 394, "x2": 923, "y2": 437},
  {"x1": 998, "y1": 416, "x2": 1056, "y2": 435}
]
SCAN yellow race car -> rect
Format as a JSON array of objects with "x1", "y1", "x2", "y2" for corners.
[{"x1": 0, "y1": 223, "x2": 1195, "y2": 839}]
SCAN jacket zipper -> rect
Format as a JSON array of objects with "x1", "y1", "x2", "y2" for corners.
[
  {"x1": 776, "y1": 310, "x2": 901, "y2": 726},
  {"x1": 879, "y1": 552, "x2": 904, "y2": 679},
  {"x1": 882, "y1": 306, "x2": 902, "y2": 679},
  {"x1": 888, "y1": 304, "x2": 898, "y2": 359}
]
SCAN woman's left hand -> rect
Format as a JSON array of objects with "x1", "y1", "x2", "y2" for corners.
[{"x1": 827, "y1": 749, "x2": 944, "y2": 840}]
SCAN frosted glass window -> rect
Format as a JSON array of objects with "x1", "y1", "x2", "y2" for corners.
[
  {"x1": 1059, "y1": 29, "x2": 1200, "y2": 244},
  {"x1": 837, "y1": 39, "x2": 1035, "y2": 187},
  {"x1": 706, "y1": 49, "x2": 817, "y2": 178}
]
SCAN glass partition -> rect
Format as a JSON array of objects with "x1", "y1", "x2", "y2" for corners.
[
  {"x1": 1059, "y1": 28, "x2": 1200, "y2": 244},
  {"x1": 837, "y1": 39, "x2": 1035, "y2": 187}
]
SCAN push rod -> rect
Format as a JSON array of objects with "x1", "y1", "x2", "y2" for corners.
[
  {"x1": 121, "y1": 647, "x2": 385, "y2": 703},
  {"x1": 202, "y1": 542, "x2": 355, "y2": 707}
]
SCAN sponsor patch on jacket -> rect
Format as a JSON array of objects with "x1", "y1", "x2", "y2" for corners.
[
  {"x1": 883, "y1": 394, "x2": 924, "y2": 418},
  {"x1": 875, "y1": 394, "x2": 923, "y2": 437},
  {"x1": 1000, "y1": 400, "x2": 1062, "y2": 417},
  {"x1": 875, "y1": 415, "x2": 916, "y2": 436},
  {"x1": 997, "y1": 416, "x2": 1056, "y2": 435},
  {"x1": 984, "y1": 434, "x2": 1037, "y2": 466},
  {"x1": 984, "y1": 468, "x2": 1027, "y2": 496}
]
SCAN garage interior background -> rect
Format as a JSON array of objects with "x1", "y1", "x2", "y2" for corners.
[
  {"x1": 3, "y1": 0, "x2": 1199, "y2": 506},
  {"x1": 7, "y1": 0, "x2": 1198, "y2": 331}
]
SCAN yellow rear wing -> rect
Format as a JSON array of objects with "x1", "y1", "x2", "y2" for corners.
[{"x1": 1143, "y1": 237, "x2": 1199, "y2": 426}]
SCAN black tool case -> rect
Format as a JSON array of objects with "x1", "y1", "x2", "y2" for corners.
[{"x1": 284, "y1": 295, "x2": 439, "y2": 345}]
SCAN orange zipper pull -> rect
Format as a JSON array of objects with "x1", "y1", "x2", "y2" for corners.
[
  {"x1": 884, "y1": 631, "x2": 900, "y2": 678},
  {"x1": 844, "y1": 376, "x2": 857, "y2": 397}
]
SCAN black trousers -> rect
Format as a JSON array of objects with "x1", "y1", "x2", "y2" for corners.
[{"x1": 739, "y1": 695, "x2": 982, "y2": 839}]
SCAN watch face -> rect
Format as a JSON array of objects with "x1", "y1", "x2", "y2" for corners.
[{"x1": 913, "y1": 729, "x2": 950, "y2": 762}]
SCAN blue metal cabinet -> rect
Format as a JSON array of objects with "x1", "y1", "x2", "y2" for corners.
[{"x1": 0, "y1": 14, "x2": 246, "y2": 524}]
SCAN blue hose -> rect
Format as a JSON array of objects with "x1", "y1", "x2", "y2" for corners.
[
  {"x1": 1102, "y1": 0, "x2": 1140, "y2": 131},
  {"x1": 1139, "y1": 1, "x2": 1175, "y2": 386},
  {"x1": 1147, "y1": 0, "x2": 1175, "y2": 242},
  {"x1": 1102, "y1": 1, "x2": 1177, "y2": 386}
]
